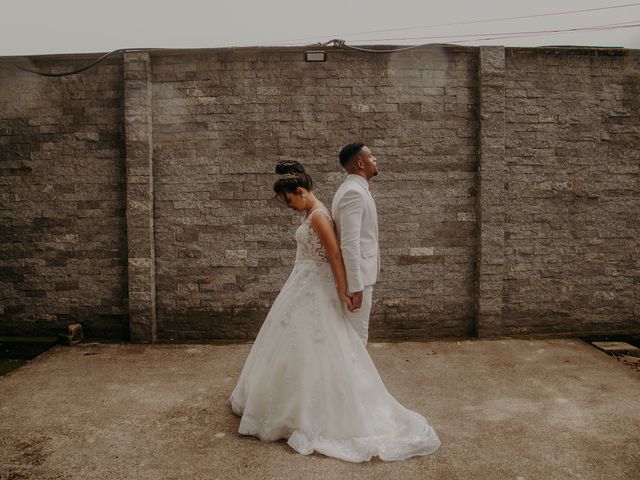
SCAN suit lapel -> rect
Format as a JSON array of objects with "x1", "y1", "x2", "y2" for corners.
[
  {"x1": 346, "y1": 177, "x2": 373, "y2": 203},
  {"x1": 345, "y1": 178, "x2": 378, "y2": 233}
]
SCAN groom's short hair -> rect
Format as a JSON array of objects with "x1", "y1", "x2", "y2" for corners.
[{"x1": 339, "y1": 143, "x2": 365, "y2": 168}]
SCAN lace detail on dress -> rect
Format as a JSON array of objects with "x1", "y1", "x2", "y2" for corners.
[{"x1": 295, "y1": 208, "x2": 333, "y2": 263}]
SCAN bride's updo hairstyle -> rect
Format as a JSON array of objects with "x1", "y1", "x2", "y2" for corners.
[{"x1": 273, "y1": 161, "x2": 313, "y2": 202}]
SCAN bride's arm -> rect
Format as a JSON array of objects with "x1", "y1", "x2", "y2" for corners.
[{"x1": 310, "y1": 212, "x2": 353, "y2": 309}]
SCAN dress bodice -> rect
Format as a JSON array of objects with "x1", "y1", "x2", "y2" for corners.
[{"x1": 295, "y1": 208, "x2": 333, "y2": 263}]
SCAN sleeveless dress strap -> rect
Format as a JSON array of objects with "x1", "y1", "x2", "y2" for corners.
[{"x1": 308, "y1": 207, "x2": 333, "y2": 224}]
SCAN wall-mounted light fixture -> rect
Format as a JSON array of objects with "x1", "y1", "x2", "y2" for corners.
[{"x1": 305, "y1": 51, "x2": 326, "y2": 62}]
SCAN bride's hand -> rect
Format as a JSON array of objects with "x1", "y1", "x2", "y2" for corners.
[{"x1": 339, "y1": 292, "x2": 353, "y2": 310}]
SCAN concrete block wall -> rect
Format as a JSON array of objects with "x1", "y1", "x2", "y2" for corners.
[
  {"x1": 0, "y1": 54, "x2": 128, "y2": 337},
  {"x1": 502, "y1": 48, "x2": 640, "y2": 335},
  {"x1": 0, "y1": 45, "x2": 638, "y2": 341},
  {"x1": 150, "y1": 47, "x2": 478, "y2": 340}
]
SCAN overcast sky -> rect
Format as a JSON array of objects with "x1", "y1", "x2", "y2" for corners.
[{"x1": 1, "y1": 0, "x2": 639, "y2": 56}]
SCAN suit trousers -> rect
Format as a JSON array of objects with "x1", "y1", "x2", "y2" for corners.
[{"x1": 344, "y1": 285, "x2": 373, "y2": 346}]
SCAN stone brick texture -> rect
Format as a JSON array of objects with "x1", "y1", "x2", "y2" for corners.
[
  {"x1": 503, "y1": 48, "x2": 640, "y2": 335},
  {"x1": 0, "y1": 46, "x2": 638, "y2": 341},
  {"x1": 150, "y1": 47, "x2": 478, "y2": 340},
  {"x1": 0, "y1": 54, "x2": 128, "y2": 338}
]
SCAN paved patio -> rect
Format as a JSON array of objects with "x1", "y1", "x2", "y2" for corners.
[{"x1": 0, "y1": 337, "x2": 638, "y2": 480}]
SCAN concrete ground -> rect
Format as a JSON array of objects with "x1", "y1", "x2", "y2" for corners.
[{"x1": 0, "y1": 337, "x2": 638, "y2": 480}]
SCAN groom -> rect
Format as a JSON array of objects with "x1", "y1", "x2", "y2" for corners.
[{"x1": 332, "y1": 143, "x2": 380, "y2": 346}]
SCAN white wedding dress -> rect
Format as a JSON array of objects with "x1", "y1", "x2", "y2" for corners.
[{"x1": 229, "y1": 207, "x2": 441, "y2": 463}]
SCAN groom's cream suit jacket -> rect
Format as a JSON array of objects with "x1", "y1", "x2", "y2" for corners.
[{"x1": 331, "y1": 174, "x2": 380, "y2": 294}]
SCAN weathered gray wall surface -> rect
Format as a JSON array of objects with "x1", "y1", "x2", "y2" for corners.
[
  {"x1": 150, "y1": 47, "x2": 478, "y2": 340},
  {"x1": 0, "y1": 55, "x2": 128, "y2": 338},
  {"x1": 0, "y1": 46, "x2": 638, "y2": 341},
  {"x1": 502, "y1": 50, "x2": 640, "y2": 335}
]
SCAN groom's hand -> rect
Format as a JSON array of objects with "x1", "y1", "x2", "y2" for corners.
[{"x1": 350, "y1": 291, "x2": 363, "y2": 312}]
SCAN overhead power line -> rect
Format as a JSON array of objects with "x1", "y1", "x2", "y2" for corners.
[
  {"x1": 0, "y1": 48, "x2": 161, "y2": 77},
  {"x1": 1, "y1": 19, "x2": 639, "y2": 76},
  {"x1": 270, "y1": 2, "x2": 640, "y2": 45},
  {"x1": 343, "y1": 19, "x2": 640, "y2": 44},
  {"x1": 338, "y1": 21, "x2": 640, "y2": 52}
]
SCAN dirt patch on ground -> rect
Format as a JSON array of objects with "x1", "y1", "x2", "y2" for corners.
[{"x1": 0, "y1": 433, "x2": 60, "y2": 480}]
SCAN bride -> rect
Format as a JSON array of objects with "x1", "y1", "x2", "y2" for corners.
[{"x1": 229, "y1": 161, "x2": 441, "y2": 463}]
